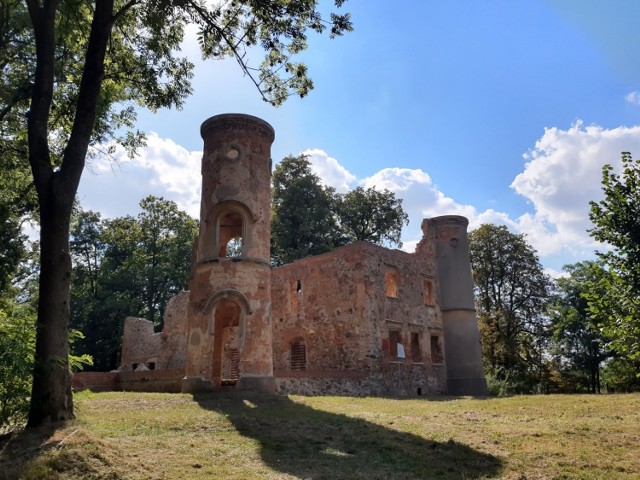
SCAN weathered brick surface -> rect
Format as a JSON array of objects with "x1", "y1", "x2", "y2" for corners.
[
  {"x1": 271, "y1": 240, "x2": 447, "y2": 396},
  {"x1": 72, "y1": 372, "x2": 118, "y2": 392}
]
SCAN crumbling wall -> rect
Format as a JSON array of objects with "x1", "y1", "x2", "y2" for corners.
[
  {"x1": 120, "y1": 317, "x2": 161, "y2": 371},
  {"x1": 272, "y1": 240, "x2": 447, "y2": 396},
  {"x1": 119, "y1": 292, "x2": 189, "y2": 372}
]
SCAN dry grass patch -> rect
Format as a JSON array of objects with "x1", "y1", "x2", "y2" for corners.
[{"x1": 1, "y1": 392, "x2": 638, "y2": 479}]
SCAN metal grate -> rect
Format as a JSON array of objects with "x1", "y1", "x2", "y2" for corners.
[{"x1": 290, "y1": 342, "x2": 306, "y2": 370}]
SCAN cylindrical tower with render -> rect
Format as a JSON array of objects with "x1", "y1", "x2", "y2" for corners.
[
  {"x1": 431, "y1": 215, "x2": 487, "y2": 395},
  {"x1": 182, "y1": 114, "x2": 275, "y2": 393}
]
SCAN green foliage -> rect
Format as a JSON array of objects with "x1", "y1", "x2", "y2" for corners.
[
  {"x1": 70, "y1": 197, "x2": 197, "y2": 370},
  {"x1": 271, "y1": 155, "x2": 409, "y2": 265},
  {"x1": 547, "y1": 261, "x2": 612, "y2": 393},
  {"x1": 271, "y1": 155, "x2": 342, "y2": 265},
  {"x1": 469, "y1": 224, "x2": 552, "y2": 393},
  {"x1": 0, "y1": 300, "x2": 35, "y2": 432},
  {"x1": 589, "y1": 152, "x2": 640, "y2": 362},
  {"x1": 337, "y1": 187, "x2": 409, "y2": 246},
  {"x1": 601, "y1": 357, "x2": 640, "y2": 392}
]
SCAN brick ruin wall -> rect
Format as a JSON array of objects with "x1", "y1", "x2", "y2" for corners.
[{"x1": 271, "y1": 240, "x2": 447, "y2": 396}]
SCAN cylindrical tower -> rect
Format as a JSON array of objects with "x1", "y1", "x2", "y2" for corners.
[
  {"x1": 183, "y1": 114, "x2": 275, "y2": 393},
  {"x1": 431, "y1": 215, "x2": 487, "y2": 395}
]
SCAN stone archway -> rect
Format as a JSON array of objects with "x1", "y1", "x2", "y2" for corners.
[{"x1": 211, "y1": 299, "x2": 242, "y2": 387}]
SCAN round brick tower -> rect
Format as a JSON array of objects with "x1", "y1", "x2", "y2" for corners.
[
  {"x1": 182, "y1": 114, "x2": 275, "y2": 393},
  {"x1": 431, "y1": 215, "x2": 487, "y2": 396}
]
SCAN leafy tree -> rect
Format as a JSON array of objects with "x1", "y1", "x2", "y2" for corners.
[
  {"x1": 589, "y1": 152, "x2": 640, "y2": 362},
  {"x1": 135, "y1": 196, "x2": 197, "y2": 327},
  {"x1": 271, "y1": 154, "x2": 341, "y2": 265},
  {"x1": 70, "y1": 197, "x2": 197, "y2": 370},
  {"x1": 271, "y1": 155, "x2": 410, "y2": 265},
  {"x1": 1, "y1": 0, "x2": 351, "y2": 426},
  {"x1": 469, "y1": 224, "x2": 552, "y2": 393},
  {"x1": 601, "y1": 356, "x2": 640, "y2": 392},
  {"x1": 548, "y1": 261, "x2": 611, "y2": 393},
  {"x1": 0, "y1": 299, "x2": 35, "y2": 432},
  {"x1": 336, "y1": 186, "x2": 408, "y2": 247}
]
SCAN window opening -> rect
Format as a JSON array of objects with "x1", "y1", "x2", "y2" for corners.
[
  {"x1": 389, "y1": 330, "x2": 403, "y2": 360},
  {"x1": 385, "y1": 269, "x2": 398, "y2": 298},
  {"x1": 431, "y1": 335, "x2": 443, "y2": 364},
  {"x1": 411, "y1": 332, "x2": 422, "y2": 362},
  {"x1": 296, "y1": 280, "x2": 302, "y2": 292},
  {"x1": 147, "y1": 362, "x2": 156, "y2": 370},
  {"x1": 423, "y1": 278, "x2": 434, "y2": 305},
  {"x1": 219, "y1": 211, "x2": 243, "y2": 257},
  {"x1": 290, "y1": 281, "x2": 299, "y2": 313},
  {"x1": 290, "y1": 341, "x2": 306, "y2": 370}
]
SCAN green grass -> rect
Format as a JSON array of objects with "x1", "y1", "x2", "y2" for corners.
[{"x1": 1, "y1": 392, "x2": 639, "y2": 479}]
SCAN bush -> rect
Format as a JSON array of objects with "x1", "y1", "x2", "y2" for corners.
[{"x1": 0, "y1": 302, "x2": 35, "y2": 432}]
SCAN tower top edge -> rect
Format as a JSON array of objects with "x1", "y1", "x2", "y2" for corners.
[
  {"x1": 429, "y1": 215, "x2": 469, "y2": 227},
  {"x1": 200, "y1": 113, "x2": 275, "y2": 142}
]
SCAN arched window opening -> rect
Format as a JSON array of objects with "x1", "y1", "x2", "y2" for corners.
[
  {"x1": 219, "y1": 211, "x2": 243, "y2": 257},
  {"x1": 290, "y1": 340, "x2": 306, "y2": 371},
  {"x1": 212, "y1": 299, "x2": 242, "y2": 386}
]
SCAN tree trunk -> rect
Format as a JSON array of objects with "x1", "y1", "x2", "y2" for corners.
[
  {"x1": 27, "y1": 184, "x2": 75, "y2": 425},
  {"x1": 25, "y1": 0, "x2": 115, "y2": 427}
]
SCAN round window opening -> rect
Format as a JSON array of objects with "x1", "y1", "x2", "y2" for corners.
[{"x1": 226, "y1": 147, "x2": 240, "y2": 159}]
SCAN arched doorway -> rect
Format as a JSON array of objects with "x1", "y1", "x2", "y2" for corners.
[{"x1": 212, "y1": 299, "x2": 242, "y2": 387}]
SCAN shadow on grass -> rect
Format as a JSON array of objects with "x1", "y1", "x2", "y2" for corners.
[
  {"x1": 0, "y1": 426, "x2": 56, "y2": 479},
  {"x1": 194, "y1": 392, "x2": 502, "y2": 480}
]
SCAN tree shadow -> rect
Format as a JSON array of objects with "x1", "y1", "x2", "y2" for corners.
[
  {"x1": 0, "y1": 425, "x2": 57, "y2": 480},
  {"x1": 193, "y1": 392, "x2": 503, "y2": 480}
]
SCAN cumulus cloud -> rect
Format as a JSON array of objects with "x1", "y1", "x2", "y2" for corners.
[
  {"x1": 510, "y1": 122, "x2": 640, "y2": 256},
  {"x1": 78, "y1": 133, "x2": 202, "y2": 219},
  {"x1": 302, "y1": 148, "x2": 356, "y2": 193}
]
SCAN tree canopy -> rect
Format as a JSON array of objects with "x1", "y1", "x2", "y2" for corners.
[
  {"x1": 589, "y1": 152, "x2": 640, "y2": 362},
  {"x1": 271, "y1": 154, "x2": 340, "y2": 265},
  {"x1": 548, "y1": 261, "x2": 612, "y2": 393},
  {"x1": 469, "y1": 224, "x2": 552, "y2": 393},
  {"x1": 270, "y1": 154, "x2": 409, "y2": 265},
  {"x1": 336, "y1": 186, "x2": 408, "y2": 246},
  {"x1": 70, "y1": 196, "x2": 197, "y2": 371}
]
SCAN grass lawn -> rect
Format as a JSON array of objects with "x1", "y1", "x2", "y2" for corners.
[{"x1": 1, "y1": 391, "x2": 638, "y2": 479}]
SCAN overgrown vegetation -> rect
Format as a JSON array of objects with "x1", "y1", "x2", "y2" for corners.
[{"x1": 1, "y1": 391, "x2": 639, "y2": 479}]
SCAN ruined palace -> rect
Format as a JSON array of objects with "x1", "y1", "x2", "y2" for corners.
[{"x1": 90, "y1": 113, "x2": 486, "y2": 397}]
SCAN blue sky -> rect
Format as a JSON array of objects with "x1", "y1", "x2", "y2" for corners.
[{"x1": 78, "y1": 0, "x2": 640, "y2": 275}]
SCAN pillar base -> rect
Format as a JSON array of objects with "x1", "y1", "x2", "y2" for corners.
[
  {"x1": 181, "y1": 376, "x2": 214, "y2": 394},
  {"x1": 236, "y1": 375, "x2": 275, "y2": 393},
  {"x1": 446, "y1": 377, "x2": 488, "y2": 396}
]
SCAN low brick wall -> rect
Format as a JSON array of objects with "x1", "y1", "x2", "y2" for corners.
[
  {"x1": 72, "y1": 371, "x2": 118, "y2": 392},
  {"x1": 117, "y1": 369, "x2": 184, "y2": 393},
  {"x1": 72, "y1": 369, "x2": 184, "y2": 393}
]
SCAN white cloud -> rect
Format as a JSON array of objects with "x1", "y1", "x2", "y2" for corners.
[
  {"x1": 302, "y1": 148, "x2": 356, "y2": 193},
  {"x1": 78, "y1": 133, "x2": 202, "y2": 219},
  {"x1": 510, "y1": 121, "x2": 640, "y2": 256},
  {"x1": 360, "y1": 167, "x2": 480, "y2": 248},
  {"x1": 626, "y1": 91, "x2": 640, "y2": 106}
]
